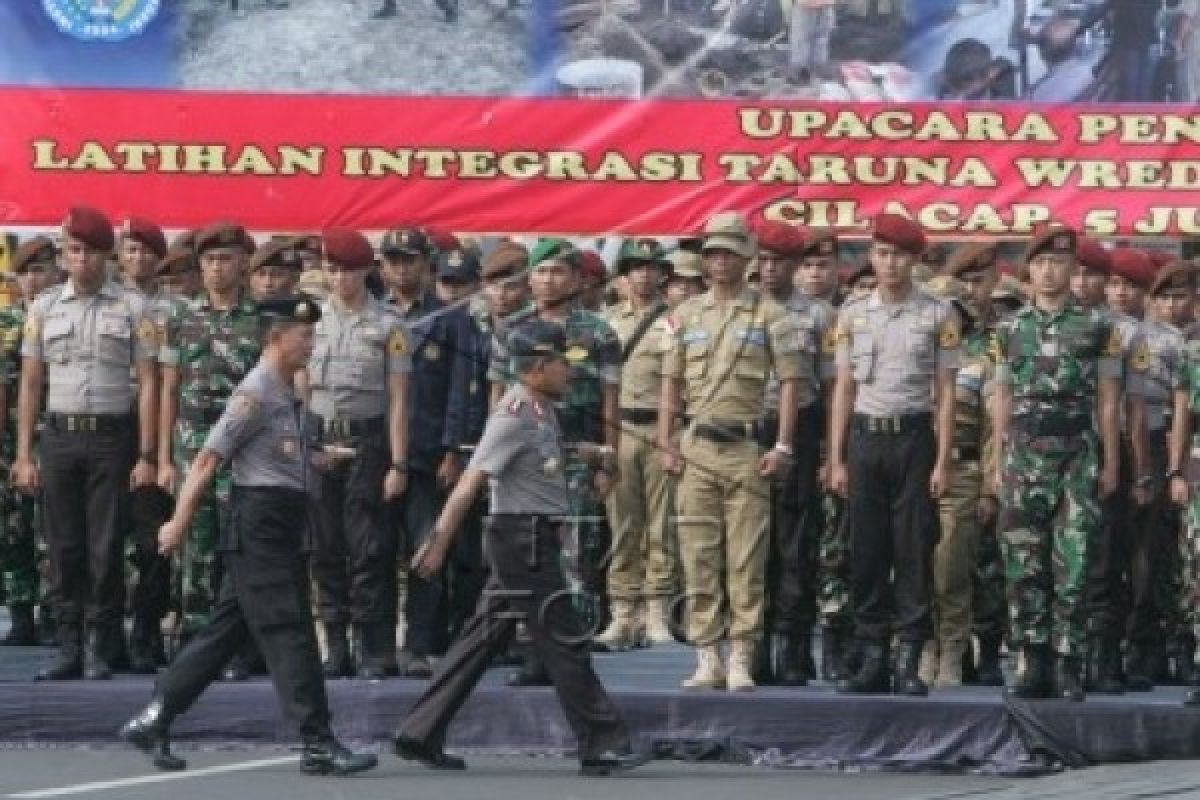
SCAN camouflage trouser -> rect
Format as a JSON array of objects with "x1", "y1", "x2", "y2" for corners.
[
  {"x1": 0, "y1": 484, "x2": 43, "y2": 608},
  {"x1": 176, "y1": 427, "x2": 233, "y2": 631},
  {"x1": 816, "y1": 491, "x2": 851, "y2": 631},
  {"x1": 998, "y1": 431, "x2": 1099, "y2": 658},
  {"x1": 563, "y1": 454, "x2": 610, "y2": 635}
]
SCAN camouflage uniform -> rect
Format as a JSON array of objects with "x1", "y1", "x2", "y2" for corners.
[
  {"x1": 1177, "y1": 330, "x2": 1200, "y2": 668},
  {"x1": 161, "y1": 291, "x2": 261, "y2": 630},
  {"x1": 994, "y1": 298, "x2": 1121, "y2": 658},
  {"x1": 0, "y1": 305, "x2": 44, "y2": 613}
]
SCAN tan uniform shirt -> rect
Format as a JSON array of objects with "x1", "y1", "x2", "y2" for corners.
[{"x1": 604, "y1": 300, "x2": 669, "y2": 412}]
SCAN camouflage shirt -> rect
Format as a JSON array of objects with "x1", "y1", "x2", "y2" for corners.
[
  {"x1": 160, "y1": 290, "x2": 262, "y2": 426},
  {"x1": 492, "y1": 306, "x2": 620, "y2": 444},
  {"x1": 0, "y1": 305, "x2": 24, "y2": 453},
  {"x1": 994, "y1": 297, "x2": 1122, "y2": 422}
]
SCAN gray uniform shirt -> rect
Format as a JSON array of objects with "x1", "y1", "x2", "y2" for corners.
[
  {"x1": 835, "y1": 285, "x2": 961, "y2": 416},
  {"x1": 22, "y1": 280, "x2": 156, "y2": 414},
  {"x1": 468, "y1": 383, "x2": 570, "y2": 515},
  {"x1": 308, "y1": 296, "x2": 411, "y2": 420},
  {"x1": 763, "y1": 290, "x2": 835, "y2": 412},
  {"x1": 1140, "y1": 318, "x2": 1185, "y2": 432},
  {"x1": 204, "y1": 363, "x2": 309, "y2": 490}
]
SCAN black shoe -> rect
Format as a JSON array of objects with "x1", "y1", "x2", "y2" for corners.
[
  {"x1": 974, "y1": 634, "x2": 1005, "y2": 687},
  {"x1": 2, "y1": 605, "x2": 37, "y2": 646},
  {"x1": 796, "y1": 632, "x2": 816, "y2": 682},
  {"x1": 38, "y1": 607, "x2": 59, "y2": 647},
  {"x1": 392, "y1": 734, "x2": 467, "y2": 770},
  {"x1": 83, "y1": 629, "x2": 113, "y2": 681},
  {"x1": 128, "y1": 616, "x2": 160, "y2": 675},
  {"x1": 820, "y1": 627, "x2": 846, "y2": 683},
  {"x1": 1090, "y1": 638, "x2": 1124, "y2": 695},
  {"x1": 1125, "y1": 643, "x2": 1154, "y2": 692},
  {"x1": 775, "y1": 634, "x2": 809, "y2": 687},
  {"x1": 370, "y1": 1, "x2": 397, "y2": 17},
  {"x1": 837, "y1": 642, "x2": 890, "y2": 694},
  {"x1": 398, "y1": 651, "x2": 433, "y2": 679},
  {"x1": 752, "y1": 635, "x2": 775, "y2": 685},
  {"x1": 579, "y1": 749, "x2": 647, "y2": 776},
  {"x1": 221, "y1": 654, "x2": 250, "y2": 682},
  {"x1": 322, "y1": 624, "x2": 353, "y2": 679},
  {"x1": 1184, "y1": 687, "x2": 1200, "y2": 706},
  {"x1": 120, "y1": 698, "x2": 187, "y2": 771},
  {"x1": 506, "y1": 656, "x2": 550, "y2": 687},
  {"x1": 893, "y1": 640, "x2": 928, "y2": 697},
  {"x1": 1055, "y1": 656, "x2": 1085, "y2": 702},
  {"x1": 1005, "y1": 645, "x2": 1052, "y2": 700},
  {"x1": 357, "y1": 622, "x2": 398, "y2": 679},
  {"x1": 301, "y1": 737, "x2": 378, "y2": 776},
  {"x1": 37, "y1": 644, "x2": 83, "y2": 681}
]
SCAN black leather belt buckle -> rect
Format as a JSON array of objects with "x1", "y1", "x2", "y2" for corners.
[
  {"x1": 953, "y1": 446, "x2": 981, "y2": 463},
  {"x1": 620, "y1": 408, "x2": 658, "y2": 425}
]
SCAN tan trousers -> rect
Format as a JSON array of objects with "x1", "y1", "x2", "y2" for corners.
[
  {"x1": 606, "y1": 423, "x2": 678, "y2": 600},
  {"x1": 933, "y1": 460, "x2": 982, "y2": 648},
  {"x1": 676, "y1": 434, "x2": 770, "y2": 645}
]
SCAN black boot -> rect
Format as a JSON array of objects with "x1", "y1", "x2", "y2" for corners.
[
  {"x1": 322, "y1": 623, "x2": 352, "y2": 679},
  {"x1": 961, "y1": 638, "x2": 978, "y2": 684},
  {"x1": 370, "y1": 0, "x2": 397, "y2": 17},
  {"x1": 837, "y1": 641, "x2": 890, "y2": 694},
  {"x1": 120, "y1": 697, "x2": 186, "y2": 771},
  {"x1": 893, "y1": 640, "x2": 929, "y2": 696},
  {"x1": 221, "y1": 650, "x2": 251, "y2": 682},
  {"x1": 38, "y1": 606, "x2": 59, "y2": 646},
  {"x1": 1124, "y1": 642, "x2": 1154, "y2": 692},
  {"x1": 1, "y1": 604, "x2": 37, "y2": 646},
  {"x1": 1092, "y1": 638, "x2": 1124, "y2": 695},
  {"x1": 579, "y1": 749, "x2": 647, "y2": 776},
  {"x1": 1176, "y1": 636, "x2": 1197, "y2": 686},
  {"x1": 357, "y1": 623, "x2": 398, "y2": 680},
  {"x1": 1185, "y1": 687, "x2": 1200, "y2": 706},
  {"x1": 752, "y1": 635, "x2": 775, "y2": 685},
  {"x1": 128, "y1": 615, "x2": 161, "y2": 675},
  {"x1": 300, "y1": 736, "x2": 378, "y2": 776},
  {"x1": 796, "y1": 631, "x2": 816, "y2": 682},
  {"x1": 392, "y1": 734, "x2": 467, "y2": 770},
  {"x1": 820, "y1": 626, "x2": 846, "y2": 683},
  {"x1": 775, "y1": 634, "x2": 809, "y2": 687},
  {"x1": 1005, "y1": 645, "x2": 1052, "y2": 699},
  {"x1": 507, "y1": 651, "x2": 551, "y2": 687},
  {"x1": 1055, "y1": 655, "x2": 1085, "y2": 702},
  {"x1": 975, "y1": 633, "x2": 1005, "y2": 687},
  {"x1": 83, "y1": 627, "x2": 113, "y2": 680},
  {"x1": 36, "y1": 625, "x2": 82, "y2": 681}
]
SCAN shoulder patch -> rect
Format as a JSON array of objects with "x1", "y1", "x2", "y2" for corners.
[
  {"x1": 939, "y1": 322, "x2": 961, "y2": 349},
  {"x1": 1103, "y1": 327, "x2": 1123, "y2": 358},
  {"x1": 1131, "y1": 341, "x2": 1151, "y2": 373},
  {"x1": 387, "y1": 328, "x2": 409, "y2": 355},
  {"x1": 821, "y1": 327, "x2": 839, "y2": 354},
  {"x1": 137, "y1": 318, "x2": 157, "y2": 343},
  {"x1": 23, "y1": 315, "x2": 40, "y2": 339}
]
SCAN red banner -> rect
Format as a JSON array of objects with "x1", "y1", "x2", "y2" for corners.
[{"x1": 3, "y1": 87, "x2": 1200, "y2": 236}]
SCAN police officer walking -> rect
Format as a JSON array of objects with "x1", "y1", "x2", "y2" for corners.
[
  {"x1": 15, "y1": 207, "x2": 160, "y2": 681},
  {"x1": 392, "y1": 319, "x2": 643, "y2": 776},
  {"x1": 120, "y1": 294, "x2": 377, "y2": 777},
  {"x1": 659, "y1": 212, "x2": 804, "y2": 692},
  {"x1": 829, "y1": 213, "x2": 961, "y2": 697},
  {"x1": 992, "y1": 225, "x2": 1122, "y2": 702},
  {"x1": 306, "y1": 229, "x2": 411, "y2": 679}
]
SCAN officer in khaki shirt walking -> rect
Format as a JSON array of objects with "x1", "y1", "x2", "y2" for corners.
[
  {"x1": 829, "y1": 213, "x2": 961, "y2": 697},
  {"x1": 598, "y1": 238, "x2": 676, "y2": 650},
  {"x1": 659, "y1": 212, "x2": 804, "y2": 692}
]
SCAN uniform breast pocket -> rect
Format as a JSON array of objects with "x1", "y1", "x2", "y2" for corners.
[
  {"x1": 908, "y1": 323, "x2": 936, "y2": 372},
  {"x1": 851, "y1": 336, "x2": 875, "y2": 383},
  {"x1": 354, "y1": 334, "x2": 387, "y2": 389},
  {"x1": 42, "y1": 318, "x2": 73, "y2": 364},
  {"x1": 96, "y1": 313, "x2": 132, "y2": 364},
  {"x1": 684, "y1": 341, "x2": 709, "y2": 382}
]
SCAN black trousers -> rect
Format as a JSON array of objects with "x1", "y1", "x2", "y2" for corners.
[
  {"x1": 397, "y1": 514, "x2": 629, "y2": 758},
  {"x1": 1127, "y1": 432, "x2": 1172, "y2": 646},
  {"x1": 846, "y1": 418, "x2": 938, "y2": 643},
  {"x1": 310, "y1": 435, "x2": 399, "y2": 626},
  {"x1": 760, "y1": 403, "x2": 823, "y2": 635},
  {"x1": 156, "y1": 487, "x2": 331, "y2": 741},
  {"x1": 129, "y1": 485, "x2": 174, "y2": 624},
  {"x1": 444, "y1": 495, "x2": 487, "y2": 643},
  {"x1": 400, "y1": 470, "x2": 447, "y2": 656},
  {"x1": 1086, "y1": 438, "x2": 1135, "y2": 637},
  {"x1": 41, "y1": 420, "x2": 135, "y2": 628}
]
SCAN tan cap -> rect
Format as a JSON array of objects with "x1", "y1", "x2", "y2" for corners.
[
  {"x1": 700, "y1": 211, "x2": 757, "y2": 259},
  {"x1": 667, "y1": 249, "x2": 704, "y2": 280}
]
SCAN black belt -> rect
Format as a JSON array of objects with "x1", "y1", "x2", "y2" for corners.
[
  {"x1": 692, "y1": 419, "x2": 757, "y2": 443},
  {"x1": 46, "y1": 413, "x2": 134, "y2": 434},
  {"x1": 485, "y1": 513, "x2": 568, "y2": 533},
  {"x1": 953, "y1": 445, "x2": 981, "y2": 463},
  {"x1": 852, "y1": 413, "x2": 931, "y2": 435},
  {"x1": 620, "y1": 408, "x2": 658, "y2": 425},
  {"x1": 1011, "y1": 415, "x2": 1090, "y2": 438},
  {"x1": 180, "y1": 407, "x2": 224, "y2": 426},
  {"x1": 319, "y1": 416, "x2": 386, "y2": 441}
]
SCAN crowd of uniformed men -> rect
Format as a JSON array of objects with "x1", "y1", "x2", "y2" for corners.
[{"x1": 6, "y1": 202, "x2": 1200, "y2": 705}]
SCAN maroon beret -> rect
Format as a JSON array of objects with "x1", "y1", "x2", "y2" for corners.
[
  {"x1": 1024, "y1": 223, "x2": 1077, "y2": 263},
  {"x1": 12, "y1": 236, "x2": 57, "y2": 274},
  {"x1": 1147, "y1": 250, "x2": 1174, "y2": 269},
  {"x1": 800, "y1": 228, "x2": 839, "y2": 259},
  {"x1": 754, "y1": 221, "x2": 806, "y2": 258},
  {"x1": 62, "y1": 206, "x2": 114, "y2": 252},
  {"x1": 1109, "y1": 248, "x2": 1155, "y2": 288},
  {"x1": 195, "y1": 222, "x2": 255, "y2": 255},
  {"x1": 1149, "y1": 261, "x2": 1198, "y2": 296},
  {"x1": 119, "y1": 217, "x2": 167, "y2": 259},
  {"x1": 157, "y1": 244, "x2": 199, "y2": 277},
  {"x1": 249, "y1": 238, "x2": 304, "y2": 273},
  {"x1": 872, "y1": 213, "x2": 926, "y2": 255},
  {"x1": 945, "y1": 242, "x2": 998, "y2": 277},
  {"x1": 577, "y1": 249, "x2": 608, "y2": 281},
  {"x1": 321, "y1": 228, "x2": 374, "y2": 270},
  {"x1": 1075, "y1": 237, "x2": 1111, "y2": 274}
]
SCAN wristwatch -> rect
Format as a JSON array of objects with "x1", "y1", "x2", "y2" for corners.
[{"x1": 1167, "y1": 468, "x2": 1185, "y2": 481}]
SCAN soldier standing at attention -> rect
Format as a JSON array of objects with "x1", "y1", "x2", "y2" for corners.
[
  {"x1": 664, "y1": 250, "x2": 706, "y2": 310},
  {"x1": 0, "y1": 238, "x2": 59, "y2": 647},
  {"x1": 392, "y1": 320, "x2": 643, "y2": 776},
  {"x1": 157, "y1": 223, "x2": 261, "y2": 678},
  {"x1": 753, "y1": 221, "x2": 834, "y2": 686},
  {"x1": 120, "y1": 295, "x2": 377, "y2": 777},
  {"x1": 992, "y1": 225, "x2": 1122, "y2": 702},
  {"x1": 596, "y1": 238, "x2": 675, "y2": 650},
  {"x1": 305, "y1": 229, "x2": 411, "y2": 679},
  {"x1": 14, "y1": 207, "x2": 160, "y2": 681},
  {"x1": 829, "y1": 213, "x2": 961, "y2": 697},
  {"x1": 659, "y1": 212, "x2": 803, "y2": 693}
]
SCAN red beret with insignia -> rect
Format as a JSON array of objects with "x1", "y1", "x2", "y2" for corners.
[
  {"x1": 754, "y1": 221, "x2": 806, "y2": 258},
  {"x1": 321, "y1": 228, "x2": 374, "y2": 271},
  {"x1": 1075, "y1": 237, "x2": 1111, "y2": 274},
  {"x1": 1024, "y1": 223, "x2": 1077, "y2": 263},
  {"x1": 120, "y1": 217, "x2": 167, "y2": 258},
  {"x1": 800, "y1": 228, "x2": 839, "y2": 259},
  {"x1": 1147, "y1": 250, "x2": 1173, "y2": 269},
  {"x1": 577, "y1": 249, "x2": 607, "y2": 281},
  {"x1": 62, "y1": 206, "x2": 114, "y2": 252},
  {"x1": 871, "y1": 213, "x2": 926, "y2": 256},
  {"x1": 1149, "y1": 261, "x2": 1198, "y2": 296},
  {"x1": 195, "y1": 222, "x2": 256, "y2": 255},
  {"x1": 12, "y1": 236, "x2": 57, "y2": 274},
  {"x1": 1109, "y1": 247, "x2": 1155, "y2": 288}
]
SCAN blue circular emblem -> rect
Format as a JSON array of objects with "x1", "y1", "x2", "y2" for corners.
[{"x1": 42, "y1": 0, "x2": 161, "y2": 43}]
